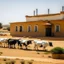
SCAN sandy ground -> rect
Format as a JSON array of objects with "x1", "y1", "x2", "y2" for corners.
[
  {"x1": 1, "y1": 58, "x2": 64, "y2": 64},
  {"x1": 0, "y1": 31, "x2": 64, "y2": 64}
]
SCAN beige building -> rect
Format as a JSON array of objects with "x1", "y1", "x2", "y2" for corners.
[{"x1": 10, "y1": 11, "x2": 64, "y2": 37}]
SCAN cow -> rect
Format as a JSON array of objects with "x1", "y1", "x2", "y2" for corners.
[
  {"x1": 33, "y1": 40, "x2": 53, "y2": 50},
  {"x1": 19, "y1": 39, "x2": 32, "y2": 49},
  {"x1": 0, "y1": 38, "x2": 8, "y2": 47},
  {"x1": 7, "y1": 39, "x2": 21, "y2": 48}
]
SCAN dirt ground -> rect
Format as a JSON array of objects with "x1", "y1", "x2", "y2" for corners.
[
  {"x1": 1, "y1": 58, "x2": 64, "y2": 64},
  {"x1": 0, "y1": 32, "x2": 64, "y2": 64}
]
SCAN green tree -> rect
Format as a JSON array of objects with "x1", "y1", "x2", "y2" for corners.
[{"x1": 0, "y1": 23, "x2": 2, "y2": 29}]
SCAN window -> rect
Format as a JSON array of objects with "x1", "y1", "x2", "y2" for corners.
[
  {"x1": 20, "y1": 26, "x2": 23, "y2": 32},
  {"x1": 27, "y1": 25, "x2": 31, "y2": 32},
  {"x1": 34, "y1": 25, "x2": 38, "y2": 32},
  {"x1": 15, "y1": 26, "x2": 18, "y2": 32},
  {"x1": 55, "y1": 25, "x2": 60, "y2": 32}
]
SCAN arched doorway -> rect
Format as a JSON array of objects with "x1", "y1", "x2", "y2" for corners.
[
  {"x1": 45, "y1": 27, "x2": 52, "y2": 37},
  {"x1": 44, "y1": 22, "x2": 52, "y2": 37}
]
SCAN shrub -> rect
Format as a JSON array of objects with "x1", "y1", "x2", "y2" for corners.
[
  {"x1": 28, "y1": 61, "x2": 33, "y2": 64},
  {"x1": 10, "y1": 60, "x2": 15, "y2": 64},
  {"x1": 51, "y1": 47, "x2": 64, "y2": 54},
  {"x1": 5, "y1": 61, "x2": 10, "y2": 64},
  {"x1": 20, "y1": 60, "x2": 25, "y2": 64},
  {"x1": 3, "y1": 58, "x2": 7, "y2": 61},
  {"x1": 0, "y1": 52, "x2": 3, "y2": 55}
]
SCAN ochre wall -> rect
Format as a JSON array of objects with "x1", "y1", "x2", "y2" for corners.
[
  {"x1": 10, "y1": 21, "x2": 45, "y2": 37},
  {"x1": 50, "y1": 20, "x2": 64, "y2": 37}
]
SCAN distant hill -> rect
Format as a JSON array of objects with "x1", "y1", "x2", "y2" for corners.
[{"x1": 3, "y1": 24, "x2": 10, "y2": 27}]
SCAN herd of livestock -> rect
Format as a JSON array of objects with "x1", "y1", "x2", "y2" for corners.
[{"x1": 0, "y1": 38, "x2": 53, "y2": 50}]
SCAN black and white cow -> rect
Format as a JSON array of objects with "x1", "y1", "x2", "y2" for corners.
[
  {"x1": 19, "y1": 39, "x2": 32, "y2": 49},
  {"x1": 7, "y1": 39, "x2": 21, "y2": 48}
]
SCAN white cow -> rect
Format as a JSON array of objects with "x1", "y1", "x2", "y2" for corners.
[
  {"x1": 0, "y1": 38, "x2": 8, "y2": 47},
  {"x1": 33, "y1": 40, "x2": 49, "y2": 50}
]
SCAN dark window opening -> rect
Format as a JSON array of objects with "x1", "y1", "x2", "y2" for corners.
[
  {"x1": 20, "y1": 26, "x2": 22, "y2": 32},
  {"x1": 16, "y1": 26, "x2": 18, "y2": 32},
  {"x1": 28, "y1": 26, "x2": 31, "y2": 32},
  {"x1": 56, "y1": 25, "x2": 60, "y2": 32},
  {"x1": 34, "y1": 26, "x2": 38, "y2": 32}
]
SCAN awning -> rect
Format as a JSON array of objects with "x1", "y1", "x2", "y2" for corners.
[{"x1": 44, "y1": 22, "x2": 52, "y2": 26}]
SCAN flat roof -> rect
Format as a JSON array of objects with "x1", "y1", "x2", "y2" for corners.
[{"x1": 26, "y1": 11, "x2": 64, "y2": 17}]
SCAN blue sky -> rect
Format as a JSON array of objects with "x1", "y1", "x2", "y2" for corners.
[{"x1": 0, "y1": 0, "x2": 64, "y2": 25}]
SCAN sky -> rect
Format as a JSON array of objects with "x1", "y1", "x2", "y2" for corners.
[{"x1": 0, "y1": 0, "x2": 64, "y2": 25}]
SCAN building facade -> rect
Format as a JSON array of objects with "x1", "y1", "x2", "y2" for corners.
[{"x1": 10, "y1": 11, "x2": 64, "y2": 37}]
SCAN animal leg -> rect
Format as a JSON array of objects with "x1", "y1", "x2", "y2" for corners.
[
  {"x1": 14, "y1": 44, "x2": 15, "y2": 48},
  {"x1": 8, "y1": 44, "x2": 9, "y2": 48},
  {"x1": 9, "y1": 44, "x2": 10, "y2": 48},
  {"x1": 4, "y1": 43, "x2": 5, "y2": 48},
  {"x1": 34, "y1": 44, "x2": 36, "y2": 50},
  {"x1": 37, "y1": 46, "x2": 38, "y2": 50},
  {"x1": 43, "y1": 46, "x2": 46, "y2": 50},
  {"x1": 26, "y1": 46, "x2": 27, "y2": 49},
  {"x1": 17, "y1": 43, "x2": 19, "y2": 49},
  {"x1": 20, "y1": 44, "x2": 22, "y2": 49}
]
